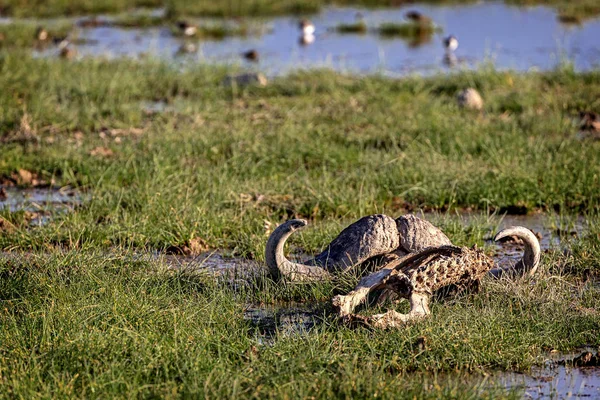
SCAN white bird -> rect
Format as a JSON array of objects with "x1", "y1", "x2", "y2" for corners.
[
  {"x1": 177, "y1": 21, "x2": 197, "y2": 37},
  {"x1": 299, "y1": 20, "x2": 315, "y2": 36},
  {"x1": 443, "y1": 35, "x2": 458, "y2": 52}
]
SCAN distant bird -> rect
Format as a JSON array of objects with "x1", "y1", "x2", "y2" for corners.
[
  {"x1": 59, "y1": 46, "x2": 76, "y2": 60},
  {"x1": 0, "y1": 32, "x2": 5, "y2": 43},
  {"x1": 443, "y1": 35, "x2": 459, "y2": 52},
  {"x1": 298, "y1": 19, "x2": 315, "y2": 46},
  {"x1": 53, "y1": 36, "x2": 69, "y2": 48},
  {"x1": 242, "y1": 49, "x2": 259, "y2": 62},
  {"x1": 177, "y1": 21, "x2": 197, "y2": 37},
  {"x1": 35, "y1": 26, "x2": 48, "y2": 41},
  {"x1": 299, "y1": 19, "x2": 315, "y2": 36},
  {"x1": 405, "y1": 11, "x2": 432, "y2": 25}
]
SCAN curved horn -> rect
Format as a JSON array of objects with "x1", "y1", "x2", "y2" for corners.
[
  {"x1": 494, "y1": 226, "x2": 541, "y2": 278},
  {"x1": 265, "y1": 219, "x2": 331, "y2": 282}
]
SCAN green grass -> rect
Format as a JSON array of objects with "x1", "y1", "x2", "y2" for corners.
[
  {"x1": 335, "y1": 20, "x2": 440, "y2": 40},
  {"x1": 0, "y1": 0, "x2": 163, "y2": 18},
  {"x1": 0, "y1": 250, "x2": 514, "y2": 398},
  {"x1": 165, "y1": 0, "x2": 472, "y2": 18},
  {"x1": 506, "y1": 0, "x2": 600, "y2": 22},
  {"x1": 1, "y1": 55, "x2": 600, "y2": 254},
  {"x1": 335, "y1": 21, "x2": 368, "y2": 34},
  {"x1": 165, "y1": 0, "x2": 322, "y2": 18},
  {"x1": 0, "y1": 0, "x2": 597, "y2": 19},
  {"x1": 377, "y1": 21, "x2": 439, "y2": 38},
  {"x1": 0, "y1": 21, "x2": 73, "y2": 48},
  {"x1": 0, "y1": 240, "x2": 598, "y2": 397},
  {"x1": 0, "y1": 52, "x2": 600, "y2": 397}
]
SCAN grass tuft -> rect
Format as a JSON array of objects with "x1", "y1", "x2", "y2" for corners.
[
  {"x1": 377, "y1": 21, "x2": 439, "y2": 38},
  {"x1": 0, "y1": 22, "x2": 73, "y2": 48},
  {"x1": 335, "y1": 21, "x2": 368, "y2": 34}
]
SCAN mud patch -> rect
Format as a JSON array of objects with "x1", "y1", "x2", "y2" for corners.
[{"x1": 0, "y1": 186, "x2": 85, "y2": 225}]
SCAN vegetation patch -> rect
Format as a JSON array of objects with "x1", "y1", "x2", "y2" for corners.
[
  {"x1": 112, "y1": 14, "x2": 166, "y2": 28},
  {"x1": 506, "y1": 0, "x2": 600, "y2": 22},
  {"x1": 0, "y1": 0, "x2": 595, "y2": 19},
  {"x1": 335, "y1": 21, "x2": 368, "y2": 34},
  {"x1": 377, "y1": 21, "x2": 439, "y2": 38},
  {"x1": 0, "y1": 22, "x2": 73, "y2": 48},
  {"x1": 0, "y1": 54, "x2": 598, "y2": 256}
]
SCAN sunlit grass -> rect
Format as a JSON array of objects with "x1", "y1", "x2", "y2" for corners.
[
  {"x1": 0, "y1": 43, "x2": 599, "y2": 398},
  {"x1": 0, "y1": 0, "x2": 595, "y2": 19},
  {"x1": 0, "y1": 21, "x2": 73, "y2": 48}
]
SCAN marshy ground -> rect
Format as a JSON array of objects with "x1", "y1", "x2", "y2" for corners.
[{"x1": 1, "y1": 0, "x2": 600, "y2": 398}]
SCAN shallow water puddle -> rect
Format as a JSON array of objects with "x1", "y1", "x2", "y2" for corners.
[
  {"x1": 31, "y1": 3, "x2": 600, "y2": 75},
  {"x1": 0, "y1": 186, "x2": 84, "y2": 225},
  {"x1": 156, "y1": 251, "x2": 261, "y2": 276},
  {"x1": 244, "y1": 303, "x2": 325, "y2": 343},
  {"x1": 496, "y1": 214, "x2": 584, "y2": 247},
  {"x1": 497, "y1": 349, "x2": 600, "y2": 399},
  {"x1": 491, "y1": 213, "x2": 586, "y2": 269},
  {"x1": 423, "y1": 212, "x2": 587, "y2": 267},
  {"x1": 500, "y1": 366, "x2": 600, "y2": 399}
]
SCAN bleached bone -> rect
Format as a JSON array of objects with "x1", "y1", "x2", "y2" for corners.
[{"x1": 334, "y1": 227, "x2": 541, "y2": 329}]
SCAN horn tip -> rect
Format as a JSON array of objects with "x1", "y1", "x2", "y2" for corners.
[
  {"x1": 494, "y1": 226, "x2": 518, "y2": 242},
  {"x1": 288, "y1": 219, "x2": 308, "y2": 228}
]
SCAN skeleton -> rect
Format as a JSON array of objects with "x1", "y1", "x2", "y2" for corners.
[
  {"x1": 265, "y1": 215, "x2": 541, "y2": 328},
  {"x1": 265, "y1": 214, "x2": 452, "y2": 281}
]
